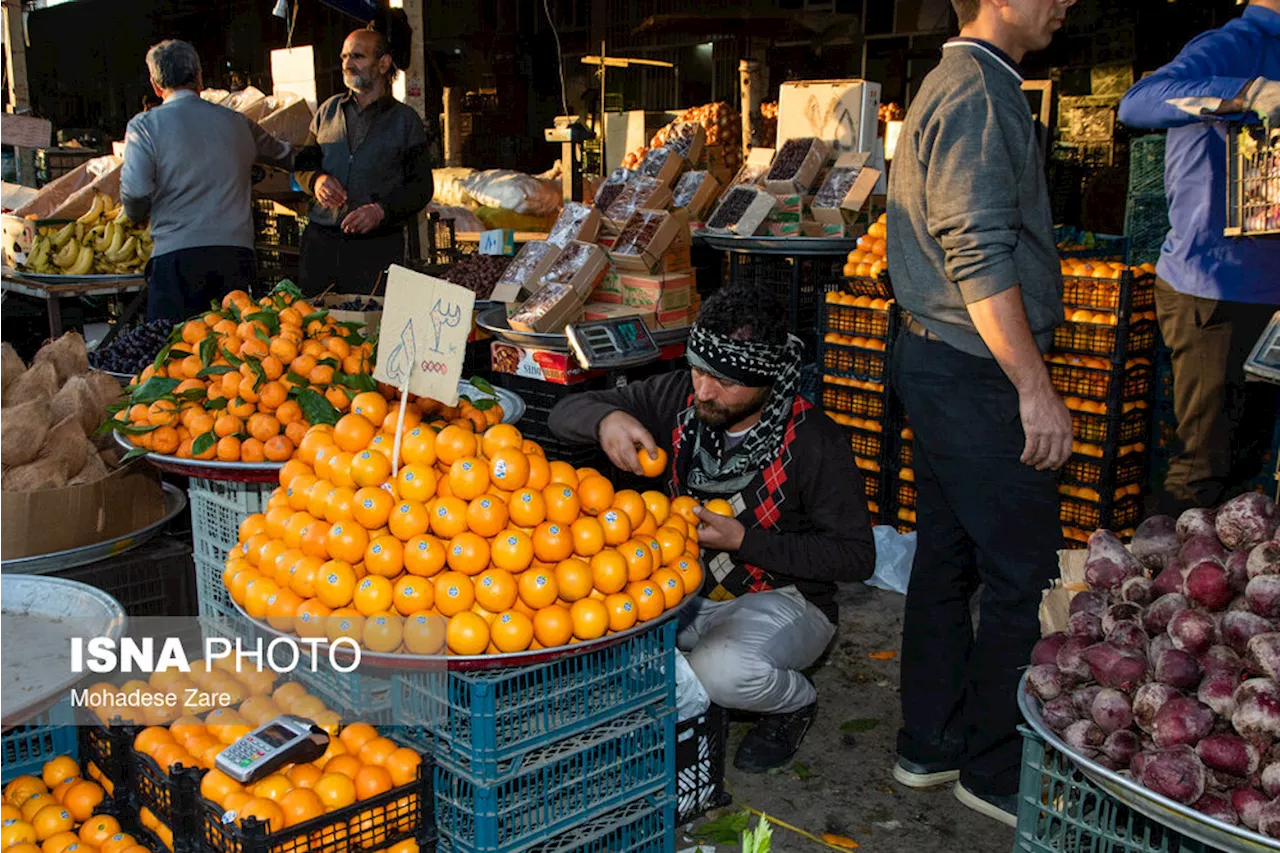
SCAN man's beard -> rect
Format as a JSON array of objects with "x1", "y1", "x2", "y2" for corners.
[
  {"x1": 344, "y1": 70, "x2": 374, "y2": 91},
  {"x1": 694, "y1": 391, "x2": 767, "y2": 429}
]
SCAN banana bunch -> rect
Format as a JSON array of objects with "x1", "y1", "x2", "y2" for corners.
[{"x1": 22, "y1": 192, "x2": 153, "y2": 276}]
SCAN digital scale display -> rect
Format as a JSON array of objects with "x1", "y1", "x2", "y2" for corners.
[{"x1": 566, "y1": 317, "x2": 661, "y2": 369}]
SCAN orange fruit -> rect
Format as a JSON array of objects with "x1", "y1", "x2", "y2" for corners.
[
  {"x1": 235, "y1": 797, "x2": 285, "y2": 833},
  {"x1": 517, "y1": 567, "x2": 558, "y2": 609},
  {"x1": 650, "y1": 567, "x2": 685, "y2": 608},
  {"x1": 31, "y1": 806, "x2": 73, "y2": 842},
  {"x1": 577, "y1": 477, "x2": 614, "y2": 516},
  {"x1": 352, "y1": 487, "x2": 394, "y2": 529},
  {"x1": 77, "y1": 816, "x2": 120, "y2": 847},
  {"x1": 289, "y1": 556, "x2": 323, "y2": 598},
  {"x1": 393, "y1": 576, "x2": 433, "y2": 615},
  {"x1": 508, "y1": 489, "x2": 547, "y2": 527},
  {"x1": 350, "y1": 449, "x2": 392, "y2": 489},
  {"x1": 350, "y1": 392, "x2": 389, "y2": 425},
  {"x1": 598, "y1": 508, "x2": 632, "y2": 546},
  {"x1": 299, "y1": 517, "x2": 333, "y2": 560},
  {"x1": 396, "y1": 464, "x2": 437, "y2": 502},
  {"x1": 388, "y1": 500, "x2": 431, "y2": 541},
  {"x1": 589, "y1": 549, "x2": 629, "y2": 594},
  {"x1": 525, "y1": 454, "x2": 551, "y2": 491},
  {"x1": 635, "y1": 512, "x2": 659, "y2": 537},
  {"x1": 532, "y1": 522, "x2": 574, "y2": 563},
  {"x1": 338, "y1": 724, "x2": 378, "y2": 755},
  {"x1": 612, "y1": 490, "x2": 648, "y2": 528},
  {"x1": 547, "y1": 460, "x2": 579, "y2": 488},
  {"x1": 620, "y1": 539, "x2": 654, "y2": 581},
  {"x1": 384, "y1": 749, "x2": 422, "y2": 787},
  {"x1": 334, "y1": 413, "x2": 376, "y2": 453},
  {"x1": 448, "y1": 457, "x2": 491, "y2": 501},
  {"x1": 445, "y1": 611, "x2": 490, "y2": 655},
  {"x1": 604, "y1": 592, "x2": 639, "y2": 632},
  {"x1": 326, "y1": 521, "x2": 369, "y2": 564},
  {"x1": 669, "y1": 557, "x2": 704, "y2": 595},
  {"x1": 326, "y1": 609, "x2": 365, "y2": 645},
  {"x1": 357, "y1": 736, "x2": 397, "y2": 767},
  {"x1": 133, "y1": 726, "x2": 175, "y2": 756},
  {"x1": 278, "y1": 788, "x2": 325, "y2": 828},
  {"x1": 400, "y1": 427, "x2": 437, "y2": 467},
  {"x1": 1, "y1": 822, "x2": 37, "y2": 850},
  {"x1": 251, "y1": 773, "x2": 292, "y2": 802},
  {"x1": 636, "y1": 447, "x2": 668, "y2": 478},
  {"x1": 353, "y1": 765, "x2": 393, "y2": 801},
  {"x1": 265, "y1": 588, "x2": 303, "y2": 632},
  {"x1": 487, "y1": 447, "x2": 529, "y2": 491},
  {"x1": 362, "y1": 613, "x2": 404, "y2": 653},
  {"x1": 491, "y1": 529, "x2": 534, "y2": 573},
  {"x1": 403, "y1": 612, "x2": 446, "y2": 654},
  {"x1": 570, "y1": 517, "x2": 604, "y2": 556},
  {"x1": 43, "y1": 830, "x2": 80, "y2": 853},
  {"x1": 628, "y1": 580, "x2": 665, "y2": 620},
  {"x1": 554, "y1": 558, "x2": 594, "y2": 602},
  {"x1": 315, "y1": 560, "x2": 357, "y2": 608},
  {"x1": 446, "y1": 531, "x2": 490, "y2": 575},
  {"x1": 353, "y1": 575, "x2": 395, "y2": 616},
  {"x1": 434, "y1": 425, "x2": 476, "y2": 465},
  {"x1": 704, "y1": 498, "x2": 734, "y2": 518},
  {"x1": 671, "y1": 496, "x2": 700, "y2": 524},
  {"x1": 474, "y1": 568, "x2": 518, "y2": 612},
  {"x1": 642, "y1": 491, "x2": 670, "y2": 525},
  {"x1": 465, "y1": 496, "x2": 508, "y2": 538},
  {"x1": 543, "y1": 485, "x2": 581, "y2": 525},
  {"x1": 490, "y1": 610, "x2": 534, "y2": 652},
  {"x1": 404, "y1": 535, "x2": 447, "y2": 577},
  {"x1": 429, "y1": 496, "x2": 469, "y2": 539},
  {"x1": 364, "y1": 535, "x2": 405, "y2": 578},
  {"x1": 480, "y1": 423, "x2": 523, "y2": 459},
  {"x1": 287, "y1": 763, "x2": 323, "y2": 790},
  {"x1": 325, "y1": 451, "x2": 355, "y2": 488},
  {"x1": 655, "y1": 528, "x2": 686, "y2": 564},
  {"x1": 532, "y1": 604, "x2": 573, "y2": 648},
  {"x1": 433, "y1": 572, "x2": 476, "y2": 616},
  {"x1": 569, "y1": 598, "x2": 609, "y2": 640}
]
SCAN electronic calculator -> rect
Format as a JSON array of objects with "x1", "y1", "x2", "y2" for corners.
[{"x1": 214, "y1": 715, "x2": 330, "y2": 783}]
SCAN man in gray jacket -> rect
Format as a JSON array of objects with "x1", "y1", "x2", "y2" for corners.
[
  {"x1": 121, "y1": 40, "x2": 294, "y2": 320},
  {"x1": 886, "y1": 0, "x2": 1075, "y2": 826}
]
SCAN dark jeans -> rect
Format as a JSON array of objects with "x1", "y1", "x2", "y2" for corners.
[
  {"x1": 298, "y1": 224, "x2": 405, "y2": 298},
  {"x1": 1155, "y1": 278, "x2": 1278, "y2": 513},
  {"x1": 146, "y1": 246, "x2": 255, "y2": 322},
  {"x1": 891, "y1": 331, "x2": 1060, "y2": 795}
]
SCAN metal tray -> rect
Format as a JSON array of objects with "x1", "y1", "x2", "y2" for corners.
[
  {"x1": 115, "y1": 380, "x2": 526, "y2": 482},
  {"x1": 1019, "y1": 673, "x2": 1280, "y2": 852},
  {"x1": 476, "y1": 306, "x2": 691, "y2": 352},
  {"x1": 1, "y1": 575, "x2": 127, "y2": 727},
  {"x1": 699, "y1": 233, "x2": 861, "y2": 256},
  {"x1": 11, "y1": 271, "x2": 143, "y2": 285},
  {"x1": 230, "y1": 592, "x2": 694, "y2": 672}
]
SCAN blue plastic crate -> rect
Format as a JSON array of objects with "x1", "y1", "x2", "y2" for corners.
[
  {"x1": 434, "y1": 704, "x2": 674, "y2": 852},
  {"x1": 2, "y1": 698, "x2": 76, "y2": 783},
  {"x1": 189, "y1": 478, "x2": 274, "y2": 563},
  {"x1": 436, "y1": 795, "x2": 675, "y2": 853},
  {"x1": 395, "y1": 621, "x2": 676, "y2": 777},
  {"x1": 291, "y1": 656, "x2": 394, "y2": 723},
  {"x1": 1128, "y1": 135, "x2": 1166, "y2": 198},
  {"x1": 1055, "y1": 226, "x2": 1130, "y2": 262}
]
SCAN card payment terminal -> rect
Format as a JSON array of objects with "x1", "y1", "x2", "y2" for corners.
[{"x1": 214, "y1": 715, "x2": 330, "y2": 784}]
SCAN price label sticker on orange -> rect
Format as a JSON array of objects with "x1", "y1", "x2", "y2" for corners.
[{"x1": 372, "y1": 264, "x2": 476, "y2": 407}]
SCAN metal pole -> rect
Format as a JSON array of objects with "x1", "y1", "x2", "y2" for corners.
[{"x1": 443, "y1": 86, "x2": 462, "y2": 167}]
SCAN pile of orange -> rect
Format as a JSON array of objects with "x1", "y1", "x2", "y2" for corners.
[
  {"x1": 843, "y1": 214, "x2": 888, "y2": 278},
  {"x1": 1, "y1": 759, "x2": 139, "y2": 853},
  {"x1": 1058, "y1": 259, "x2": 1158, "y2": 280},
  {"x1": 222, "y1": 415, "x2": 706, "y2": 656},
  {"x1": 112, "y1": 283, "x2": 377, "y2": 462},
  {"x1": 195, "y1": 722, "x2": 422, "y2": 846}
]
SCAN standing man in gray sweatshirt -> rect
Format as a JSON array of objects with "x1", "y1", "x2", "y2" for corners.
[
  {"x1": 121, "y1": 40, "x2": 294, "y2": 321},
  {"x1": 886, "y1": 0, "x2": 1075, "y2": 826}
]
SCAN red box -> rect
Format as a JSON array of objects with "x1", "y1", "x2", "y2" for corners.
[{"x1": 489, "y1": 341, "x2": 604, "y2": 385}]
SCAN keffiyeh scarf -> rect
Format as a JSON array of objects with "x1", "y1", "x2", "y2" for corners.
[{"x1": 678, "y1": 324, "x2": 803, "y2": 496}]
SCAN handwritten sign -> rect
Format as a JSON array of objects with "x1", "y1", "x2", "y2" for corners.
[
  {"x1": 479, "y1": 229, "x2": 515, "y2": 256},
  {"x1": 373, "y1": 264, "x2": 476, "y2": 407}
]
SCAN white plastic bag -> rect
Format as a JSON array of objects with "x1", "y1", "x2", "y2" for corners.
[
  {"x1": 460, "y1": 168, "x2": 563, "y2": 216},
  {"x1": 431, "y1": 167, "x2": 478, "y2": 208},
  {"x1": 866, "y1": 525, "x2": 916, "y2": 595},
  {"x1": 427, "y1": 202, "x2": 485, "y2": 233},
  {"x1": 675, "y1": 650, "x2": 710, "y2": 722}
]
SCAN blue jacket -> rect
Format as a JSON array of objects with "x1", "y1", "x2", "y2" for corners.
[{"x1": 1117, "y1": 5, "x2": 1280, "y2": 304}]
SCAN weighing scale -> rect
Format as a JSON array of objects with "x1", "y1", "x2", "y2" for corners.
[
  {"x1": 566, "y1": 316, "x2": 662, "y2": 371},
  {"x1": 215, "y1": 714, "x2": 330, "y2": 783}
]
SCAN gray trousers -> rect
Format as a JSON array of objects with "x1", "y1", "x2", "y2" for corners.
[{"x1": 677, "y1": 586, "x2": 835, "y2": 715}]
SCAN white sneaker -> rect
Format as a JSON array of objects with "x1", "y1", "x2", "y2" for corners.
[{"x1": 953, "y1": 781, "x2": 1017, "y2": 828}]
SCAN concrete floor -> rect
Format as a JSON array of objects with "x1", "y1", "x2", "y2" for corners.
[{"x1": 679, "y1": 583, "x2": 1016, "y2": 853}]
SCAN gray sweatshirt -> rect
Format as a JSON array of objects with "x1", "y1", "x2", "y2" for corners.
[
  {"x1": 886, "y1": 40, "x2": 1063, "y2": 358},
  {"x1": 121, "y1": 90, "x2": 294, "y2": 258}
]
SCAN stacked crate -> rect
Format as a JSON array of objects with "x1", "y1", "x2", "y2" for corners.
[
  {"x1": 815, "y1": 273, "x2": 898, "y2": 526},
  {"x1": 1124, "y1": 135, "x2": 1169, "y2": 266},
  {"x1": 1050, "y1": 266, "x2": 1159, "y2": 546},
  {"x1": 392, "y1": 621, "x2": 678, "y2": 851}
]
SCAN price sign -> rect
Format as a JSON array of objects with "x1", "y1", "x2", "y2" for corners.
[
  {"x1": 373, "y1": 264, "x2": 476, "y2": 406},
  {"x1": 479, "y1": 229, "x2": 515, "y2": 256}
]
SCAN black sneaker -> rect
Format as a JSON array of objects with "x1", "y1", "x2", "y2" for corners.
[
  {"x1": 732, "y1": 702, "x2": 817, "y2": 773},
  {"x1": 954, "y1": 781, "x2": 1017, "y2": 827},
  {"x1": 892, "y1": 756, "x2": 961, "y2": 789}
]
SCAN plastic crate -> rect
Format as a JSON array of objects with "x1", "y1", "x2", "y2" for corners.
[
  {"x1": 820, "y1": 341, "x2": 886, "y2": 381},
  {"x1": 437, "y1": 794, "x2": 674, "y2": 853},
  {"x1": 1128, "y1": 135, "x2": 1166, "y2": 199},
  {"x1": 899, "y1": 439, "x2": 913, "y2": 468},
  {"x1": 822, "y1": 303, "x2": 892, "y2": 338},
  {"x1": 434, "y1": 704, "x2": 673, "y2": 852},
  {"x1": 1071, "y1": 407, "x2": 1151, "y2": 447},
  {"x1": 1125, "y1": 192, "x2": 1171, "y2": 265},
  {"x1": 847, "y1": 427, "x2": 884, "y2": 461},
  {"x1": 395, "y1": 621, "x2": 676, "y2": 778},
  {"x1": 839, "y1": 272, "x2": 893, "y2": 299},
  {"x1": 1051, "y1": 320, "x2": 1156, "y2": 359},
  {"x1": 1225, "y1": 122, "x2": 1280, "y2": 238},
  {"x1": 863, "y1": 468, "x2": 881, "y2": 502},
  {"x1": 2, "y1": 698, "x2": 76, "y2": 783},
  {"x1": 1055, "y1": 227, "x2": 1129, "y2": 261},
  {"x1": 724, "y1": 252, "x2": 845, "y2": 357},
  {"x1": 676, "y1": 705, "x2": 728, "y2": 825},
  {"x1": 896, "y1": 480, "x2": 917, "y2": 509},
  {"x1": 1061, "y1": 273, "x2": 1155, "y2": 313},
  {"x1": 77, "y1": 719, "x2": 132, "y2": 798},
  {"x1": 1062, "y1": 453, "x2": 1145, "y2": 489},
  {"x1": 132, "y1": 750, "x2": 194, "y2": 841},
  {"x1": 820, "y1": 381, "x2": 886, "y2": 420},
  {"x1": 1059, "y1": 495, "x2": 1142, "y2": 531},
  {"x1": 1015, "y1": 728, "x2": 1209, "y2": 852},
  {"x1": 190, "y1": 479, "x2": 275, "y2": 563},
  {"x1": 1049, "y1": 362, "x2": 1154, "y2": 402},
  {"x1": 291, "y1": 657, "x2": 394, "y2": 722},
  {"x1": 44, "y1": 537, "x2": 197, "y2": 619}
]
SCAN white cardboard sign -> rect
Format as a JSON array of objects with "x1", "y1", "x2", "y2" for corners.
[{"x1": 372, "y1": 264, "x2": 476, "y2": 407}]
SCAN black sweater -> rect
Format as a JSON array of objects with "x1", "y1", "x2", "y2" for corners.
[{"x1": 548, "y1": 372, "x2": 875, "y2": 622}]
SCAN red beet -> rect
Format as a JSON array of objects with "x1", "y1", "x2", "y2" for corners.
[
  {"x1": 1073, "y1": 685, "x2": 1104, "y2": 716},
  {"x1": 1181, "y1": 534, "x2": 1228, "y2": 567},
  {"x1": 1120, "y1": 575, "x2": 1155, "y2": 606},
  {"x1": 1249, "y1": 542, "x2": 1280, "y2": 580},
  {"x1": 1107, "y1": 621, "x2": 1149, "y2": 651},
  {"x1": 1103, "y1": 602, "x2": 1144, "y2": 635},
  {"x1": 1154, "y1": 648, "x2": 1202, "y2": 689},
  {"x1": 1063, "y1": 719, "x2": 1105, "y2": 756},
  {"x1": 1258, "y1": 798, "x2": 1280, "y2": 839},
  {"x1": 1141, "y1": 745, "x2": 1207, "y2": 804},
  {"x1": 1216, "y1": 493, "x2": 1280, "y2": 551},
  {"x1": 1153, "y1": 697, "x2": 1215, "y2": 748},
  {"x1": 1032, "y1": 632, "x2": 1069, "y2": 666},
  {"x1": 1069, "y1": 589, "x2": 1109, "y2": 618},
  {"x1": 1169, "y1": 609, "x2": 1218, "y2": 657},
  {"x1": 1087, "y1": 528, "x2": 1141, "y2": 571},
  {"x1": 1086, "y1": 557, "x2": 1133, "y2": 591},
  {"x1": 1177, "y1": 507, "x2": 1218, "y2": 542},
  {"x1": 1082, "y1": 643, "x2": 1148, "y2": 691},
  {"x1": 1042, "y1": 695, "x2": 1080, "y2": 732},
  {"x1": 1104, "y1": 729, "x2": 1141, "y2": 766},
  {"x1": 1057, "y1": 636, "x2": 1094, "y2": 685},
  {"x1": 1144, "y1": 593, "x2": 1190, "y2": 635},
  {"x1": 1069, "y1": 611, "x2": 1104, "y2": 642},
  {"x1": 1199, "y1": 672, "x2": 1241, "y2": 718},
  {"x1": 1199, "y1": 645, "x2": 1245, "y2": 678},
  {"x1": 1196, "y1": 733, "x2": 1261, "y2": 777},
  {"x1": 1134, "y1": 683, "x2": 1183, "y2": 734},
  {"x1": 1027, "y1": 664, "x2": 1063, "y2": 701},
  {"x1": 1232, "y1": 678, "x2": 1280, "y2": 742},
  {"x1": 1226, "y1": 549, "x2": 1250, "y2": 594},
  {"x1": 1133, "y1": 515, "x2": 1179, "y2": 570},
  {"x1": 1222, "y1": 610, "x2": 1275, "y2": 655},
  {"x1": 1247, "y1": 575, "x2": 1280, "y2": 619},
  {"x1": 1091, "y1": 687, "x2": 1134, "y2": 733},
  {"x1": 1250, "y1": 633, "x2": 1280, "y2": 681},
  {"x1": 1232, "y1": 788, "x2": 1269, "y2": 830},
  {"x1": 1186, "y1": 561, "x2": 1234, "y2": 611},
  {"x1": 1192, "y1": 792, "x2": 1239, "y2": 826},
  {"x1": 1264, "y1": 762, "x2": 1280, "y2": 798},
  {"x1": 1153, "y1": 562, "x2": 1188, "y2": 598}
]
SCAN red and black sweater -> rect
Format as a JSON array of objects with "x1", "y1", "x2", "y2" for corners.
[{"x1": 547, "y1": 371, "x2": 875, "y2": 623}]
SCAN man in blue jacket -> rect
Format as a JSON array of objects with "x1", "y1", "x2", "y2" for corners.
[{"x1": 1118, "y1": 1, "x2": 1280, "y2": 514}]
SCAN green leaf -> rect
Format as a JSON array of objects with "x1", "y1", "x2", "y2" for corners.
[
  {"x1": 92, "y1": 417, "x2": 121, "y2": 437},
  {"x1": 469, "y1": 376, "x2": 496, "y2": 396},
  {"x1": 221, "y1": 346, "x2": 244, "y2": 367},
  {"x1": 247, "y1": 311, "x2": 281, "y2": 335},
  {"x1": 105, "y1": 401, "x2": 128, "y2": 415},
  {"x1": 205, "y1": 396, "x2": 229, "y2": 411},
  {"x1": 246, "y1": 357, "x2": 267, "y2": 390},
  {"x1": 226, "y1": 300, "x2": 243, "y2": 322},
  {"x1": 254, "y1": 326, "x2": 271, "y2": 344},
  {"x1": 286, "y1": 371, "x2": 310, "y2": 386},
  {"x1": 839, "y1": 718, "x2": 880, "y2": 733},
  {"x1": 272, "y1": 279, "x2": 303, "y2": 300},
  {"x1": 197, "y1": 365, "x2": 237, "y2": 378},
  {"x1": 470, "y1": 397, "x2": 496, "y2": 411},
  {"x1": 295, "y1": 387, "x2": 340, "y2": 426},
  {"x1": 192, "y1": 431, "x2": 217, "y2": 456},
  {"x1": 166, "y1": 325, "x2": 183, "y2": 344},
  {"x1": 130, "y1": 376, "x2": 181, "y2": 404},
  {"x1": 115, "y1": 422, "x2": 163, "y2": 435},
  {"x1": 791, "y1": 760, "x2": 813, "y2": 780},
  {"x1": 301, "y1": 310, "x2": 329, "y2": 326},
  {"x1": 694, "y1": 811, "x2": 750, "y2": 844},
  {"x1": 177, "y1": 388, "x2": 207, "y2": 401},
  {"x1": 742, "y1": 814, "x2": 773, "y2": 853},
  {"x1": 121, "y1": 447, "x2": 151, "y2": 462},
  {"x1": 151, "y1": 343, "x2": 175, "y2": 373},
  {"x1": 199, "y1": 336, "x2": 217, "y2": 368},
  {"x1": 317, "y1": 356, "x2": 340, "y2": 369},
  {"x1": 339, "y1": 372, "x2": 377, "y2": 393}
]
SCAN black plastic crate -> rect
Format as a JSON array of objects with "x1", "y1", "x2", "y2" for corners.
[
  {"x1": 51, "y1": 536, "x2": 196, "y2": 618},
  {"x1": 848, "y1": 427, "x2": 884, "y2": 461},
  {"x1": 820, "y1": 340, "x2": 887, "y2": 381},
  {"x1": 1071, "y1": 407, "x2": 1151, "y2": 447},
  {"x1": 863, "y1": 469, "x2": 881, "y2": 502},
  {"x1": 899, "y1": 440, "x2": 913, "y2": 468},
  {"x1": 676, "y1": 705, "x2": 729, "y2": 825},
  {"x1": 822, "y1": 302, "x2": 893, "y2": 338},
  {"x1": 1059, "y1": 495, "x2": 1142, "y2": 532},
  {"x1": 1061, "y1": 271, "x2": 1155, "y2": 313},
  {"x1": 896, "y1": 480, "x2": 916, "y2": 509},
  {"x1": 839, "y1": 272, "x2": 893, "y2": 299},
  {"x1": 1062, "y1": 453, "x2": 1145, "y2": 488},
  {"x1": 1049, "y1": 362, "x2": 1154, "y2": 402},
  {"x1": 724, "y1": 252, "x2": 845, "y2": 357},
  {"x1": 77, "y1": 720, "x2": 132, "y2": 803},
  {"x1": 821, "y1": 380, "x2": 887, "y2": 420},
  {"x1": 1052, "y1": 320, "x2": 1157, "y2": 359}
]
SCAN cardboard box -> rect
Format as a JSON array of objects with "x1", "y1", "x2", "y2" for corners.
[
  {"x1": 652, "y1": 245, "x2": 692, "y2": 274},
  {"x1": 490, "y1": 240, "x2": 560, "y2": 303},
  {"x1": 582, "y1": 301, "x2": 656, "y2": 326},
  {"x1": 636, "y1": 146, "x2": 684, "y2": 188},
  {"x1": 595, "y1": 270, "x2": 694, "y2": 311},
  {"x1": 610, "y1": 210, "x2": 681, "y2": 272},
  {"x1": 671, "y1": 171, "x2": 721, "y2": 221},
  {"x1": 603, "y1": 177, "x2": 673, "y2": 231},
  {"x1": 724, "y1": 148, "x2": 773, "y2": 192},
  {"x1": 320, "y1": 293, "x2": 383, "y2": 334},
  {"x1": 490, "y1": 341, "x2": 603, "y2": 385},
  {"x1": 766, "y1": 222, "x2": 803, "y2": 237},
  {"x1": 764, "y1": 137, "x2": 831, "y2": 195},
  {"x1": 803, "y1": 221, "x2": 846, "y2": 238},
  {"x1": 1, "y1": 461, "x2": 166, "y2": 560},
  {"x1": 705, "y1": 186, "x2": 776, "y2": 237},
  {"x1": 538, "y1": 240, "x2": 610, "y2": 298},
  {"x1": 508, "y1": 282, "x2": 589, "y2": 333},
  {"x1": 777, "y1": 79, "x2": 881, "y2": 157},
  {"x1": 655, "y1": 306, "x2": 693, "y2": 329},
  {"x1": 546, "y1": 202, "x2": 602, "y2": 248},
  {"x1": 258, "y1": 97, "x2": 314, "y2": 148},
  {"x1": 663, "y1": 123, "x2": 706, "y2": 165}
]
